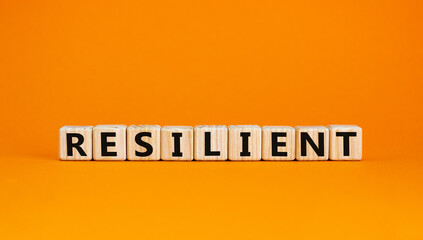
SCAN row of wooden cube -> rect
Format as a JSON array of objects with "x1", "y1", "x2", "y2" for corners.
[{"x1": 59, "y1": 125, "x2": 362, "y2": 161}]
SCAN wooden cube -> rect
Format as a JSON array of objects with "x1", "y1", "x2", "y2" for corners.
[
  {"x1": 328, "y1": 125, "x2": 362, "y2": 160},
  {"x1": 295, "y1": 126, "x2": 329, "y2": 160},
  {"x1": 59, "y1": 126, "x2": 93, "y2": 160},
  {"x1": 127, "y1": 125, "x2": 161, "y2": 160},
  {"x1": 228, "y1": 125, "x2": 261, "y2": 161},
  {"x1": 93, "y1": 125, "x2": 126, "y2": 160},
  {"x1": 161, "y1": 126, "x2": 193, "y2": 161},
  {"x1": 262, "y1": 126, "x2": 295, "y2": 160},
  {"x1": 194, "y1": 125, "x2": 228, "y2": 161}
]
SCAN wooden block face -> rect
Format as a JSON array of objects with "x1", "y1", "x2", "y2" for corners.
[
  {"x1": 93, "y1": 125, "x2": 126, "y2": 160},
  {"x1": 262, "y1": 126, "x2": 295, "y2": 160},
  {"x1": 328, "y1": 125, "x2": 362, "y2": 160},
  {"x1": 127, "y1": 125, "x2": 161, "y2": 160},
  {"x1": 295, "y1": 126, "x2": 329, "y2": 160},
  {"x1": 228, "y1": 125, "x2": 261, "y2": 161},
  {"x1": 194, "y1": 125, "x2": 228, "y2": 161},
  {"x1": 161, "y1": 126, "x2": 193, "y2": 161},
  {"x1": 59, "y1": 126, "x2": 93, "y2": 160}
]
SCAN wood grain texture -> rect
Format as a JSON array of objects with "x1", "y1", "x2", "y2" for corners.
[
  {"x1": 327, "y1": 125, "x2": 362, "y2": 160},
  {"x1": 194, "y1": 125, "x2": 228, "y2": 161},
  {"x1": 262, "y1": 126, "x2": 295, "y2": 161},
  {"x1": 228, "y1": 125, "x2": 261, "y2": 161},
  {"x1": 161, "y1": 126, "x2": 193, "y2": 161},
  {"x1": 59, "y1": 126, "x2": 93, "y2": 160},
  {"x1": 295, "y1": 126, "x2": 329, "y2": 161},
  {"x1": 127, "y1": 125, "x2": 161, "y2": 161},
  {"x1": 93, "y1": 125, "x2": 126, "y2": 160}
]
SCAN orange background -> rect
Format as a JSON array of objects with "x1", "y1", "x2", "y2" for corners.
[{"x1": 1, "y1": 0, "x2": 422, "y2": 239}]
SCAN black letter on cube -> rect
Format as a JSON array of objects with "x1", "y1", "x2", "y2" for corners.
[
  {"x1": 66, "y1": 133, "x2": 87, "y2": 157},
  {"x1": 301, "y1": 132, "x2": 325, "y2": 156}
]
